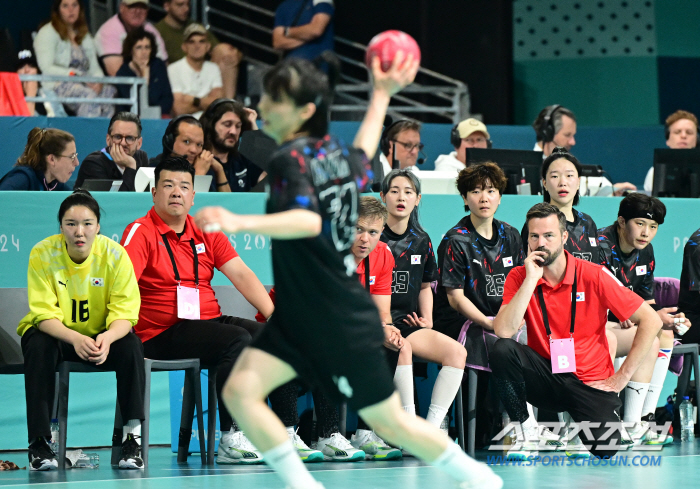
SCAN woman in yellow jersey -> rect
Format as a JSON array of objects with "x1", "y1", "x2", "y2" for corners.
[{"x1": 18, "y1": 190, "x2": 145, "y2": 471}]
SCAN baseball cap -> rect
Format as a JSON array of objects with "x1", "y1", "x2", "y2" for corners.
[
  {"x1": 456, "y1": 118, "x2": 490, "y2": 140},
  {"x1": 122, "y1": 0, "x2": 149, "y2": 6},
  {"x1": 183, "y1": 23, "x2": 208, "y2": 41}
]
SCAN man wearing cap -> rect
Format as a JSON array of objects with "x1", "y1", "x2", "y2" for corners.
[
  {"x1": 95, "y1": 0, "x2": 169, "y2": 77},
  {"x1": 168, "y1": 23, "x2": 223, "y2": 118},
  {"x1": 155, "y1": 0, "x2": 242, "y2": 99},
  {"x1": 434, "y1": 118, "x2": 490, "y2": 172}
]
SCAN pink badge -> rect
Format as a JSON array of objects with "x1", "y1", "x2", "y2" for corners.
[
  {"x1": 177, "y1": 286, "x2": 200, "y2": 320},
  {"x1": 550, "y1": 337, "x2": 576, "y2": 374}
]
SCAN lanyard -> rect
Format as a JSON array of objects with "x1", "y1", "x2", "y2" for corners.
[
  {"x1": 536, "y1": 266, "x2": 577, "y2": 338},
  {"x1": 364, "y1": 256, "x2": 370, "y2": 292},
  {"x1": 161, "y1": 234, "x2": 199, "y2": 286}
]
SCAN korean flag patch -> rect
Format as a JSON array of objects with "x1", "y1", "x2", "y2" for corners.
[
  {"x1": 195, "y1": 243, "x2": 206, "y2": 254},
  {"x1": 411, "y1": 255, "x2": 421, "y2": 265},
  {"x1": 636, "y1": 265, "x2": 647, "y2": 276},
  {"x1": 589, "y1": 237, "x2": 597, "y2": 247},
  {"x1": 91, "y1": 277, "x2": 104, "y2": 287},
  {"x1": 369, "y1": 276, "x2": 376, "y2": 285},
  {"x1": 503, "y1": 256, "x2": 513, "y2": 267},
  {"x1": 575, "y1": 292, "x2": 585, "y2": 302}
]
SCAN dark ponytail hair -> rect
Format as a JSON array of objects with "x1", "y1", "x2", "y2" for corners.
[
  {"x1": 262, "y1": 51, "x2": 340, "y2": 138},
  {"x1": 380, "y1": 169, "x2": 425, "y2": 234},
  {"x1": 17, "y1": 128, "x2": 75, "y2": 173},
  {"x1": 58, "y1": 189, "x2": 101, "y2": 224},
  {"x1": 541, "y1": 146, "x2": 583, "y2": 206}
]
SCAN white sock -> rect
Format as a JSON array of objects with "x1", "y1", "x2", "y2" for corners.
[
  {"x1": 431, "y1": 440, "x2": 490, "y2": 483},
  {"x1": 426, "y1": 366, "x2": 463, "y2": 427},
  {"x1": 262, "y1": 439, "x2": 317, "y2": 489},
  {"x1": 642, "y1": 348, "x2": 673, "y2": 418},
  {"x1": 394, "y1": 365, "x2": 416, "y2": 417},
  {"x1": 523, "y1": 403, "x2": 538, "y2": 430},
  {"x1": 123, "y1": 419, "x2": 141, "y2": 445},
  {"x1": 623, "y1": 381, "x2": 650, "y2": 423},
  {"x1": 286, "y1": 426, "x2": 295, "y2": 436}
]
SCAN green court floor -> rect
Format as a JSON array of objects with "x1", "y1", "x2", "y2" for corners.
[{"x1": 0, "y1": 441, "x2": 698, "y2": 489}]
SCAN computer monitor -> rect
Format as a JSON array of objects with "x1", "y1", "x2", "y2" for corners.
[
  {"x1": 652, "y1": 149, "x2": 700, "y2": 198},
  {"x1": 465, "y1": 149, "x2": 543, "y2": 195},
  {"x1": 80, "y1": 179, "x2": 122, "y2": 192}
]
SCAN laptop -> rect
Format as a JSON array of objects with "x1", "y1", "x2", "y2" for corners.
[
  {"x1": 80, "y1": 179, "x2": 122, "y2": 192},
  {"x1": 134, "y1": 167, "x2": 213, "y2": 192}
]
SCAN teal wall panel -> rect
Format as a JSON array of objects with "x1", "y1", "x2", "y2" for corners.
[{"x1": 655, "y1": 0, "x2": 700, "y2": 57}]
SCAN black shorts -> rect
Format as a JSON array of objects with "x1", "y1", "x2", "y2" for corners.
[
  {"x1": 252, "y1": 310, "x2": 396, "y2": 412},
  {"x1": 393, "y1": 322, "x2": 423, "y2": 338}
]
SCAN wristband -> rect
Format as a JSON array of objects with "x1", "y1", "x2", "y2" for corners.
[
  {"x1": 193, "y1": 97, "x2": 201, "y2": 108},
  {"x1": 284, "y1": 27, "x2": 290, "y2": 37},
  {"x1": 216, "y1": 180, "x2": 229, "y2": 187}
]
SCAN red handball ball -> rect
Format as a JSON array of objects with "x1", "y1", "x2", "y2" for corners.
[{"x1": 365, "y1": 30, "x2": 421, "y2": 72}]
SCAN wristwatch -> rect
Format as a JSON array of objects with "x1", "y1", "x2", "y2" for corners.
[
  {"x1": 193, "y1": 97, "x2": 201, "y2": 108},
  {"x1": 284, "y1": 26, "x2": 290, "y2": 37}
]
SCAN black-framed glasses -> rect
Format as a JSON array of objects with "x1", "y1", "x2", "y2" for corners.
[
  {"x1": 56, "y1": 152, "x2": 78, "y2": 162},
  {"x1": 393, "y1": 140, "x2": 424, "y2": 152},
  {"x1": 110, "y1": 134, "x2": 139, "y2": 144}
]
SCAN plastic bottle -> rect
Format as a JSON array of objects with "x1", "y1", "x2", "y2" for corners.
[
  {"x1": 49, "y1": 419, "x2": 59, "y2": 453},
  {"x1": 680, "y1": 397, "x2": 695, "y2": 442}
]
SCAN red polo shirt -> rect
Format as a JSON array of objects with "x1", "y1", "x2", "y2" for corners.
[
  {"x1": 502, "y1": 251, "x2": 643, "y2": 382},
  {"x1": 121, "y1": 207, "x2": 238, "y2": 342},
  {"x1": 356, "y1": 241, "x2": 394, "y2": 295}
]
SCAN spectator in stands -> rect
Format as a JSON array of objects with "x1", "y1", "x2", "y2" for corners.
[
  {"x1": 34, "y1": 0, "x2": 116, "y2": 118},
  {"x1": 95, "y1": 0, "x2": 168, "y2": 77},
  {"x1": 533, "y1": 105, "x2": 636, "y2": 196},
  {"x1": 155, "y1": 0, "x2": 242, "y2": 99},
  {"x1": 16, "y1": 50, "x2": 53, "y2": 117},
  {"x1": 272, "y1": 0, "x2": 334, "y2": 61},
  {"x1": 74, "y1": 112, "x2": 148, "y2": 191},
  {"x1": 18, "y1": 189, "x2": 145, "y2": 471},
  {"x1": 434, "y1": 118, "x2": 490, "y2": 172},
  {"x1": 598, "y1": 194, "x2": 685, "y2": 445},
  {"x1": 151, "y1": 115, "x2": 229, "y2": 191},
  {"x1": 492, "y1": 202, "x2": 662, "y2": 459},
  {"x1": 0, "y1": 128, "x2": 77, "y2": 191},
  {"x1": 643, "y1": 110, "x2": 698, "y2": 192},
  {"x1": 379, "y1": 119, "x2": 423, "y2": 178},
  {"x1": 168, "y1": 24, "x2": 223, "y2": 118},
  {"x1": 115, "y1": 28, "x2": 173, "y2": 115},
  {"x1": 120, "y1": 156, "x2": 275, "y2": 465},
  {"x1": 199, "y1": 99, "x2": 265, "y2": 192}
]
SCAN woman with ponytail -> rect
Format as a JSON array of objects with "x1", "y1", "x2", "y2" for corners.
[{"x1": 0, "y1": 128, "x2": 78, "y2": 191}]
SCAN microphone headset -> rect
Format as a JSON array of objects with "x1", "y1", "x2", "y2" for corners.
[
  {"x1": 537, "y1": 104, "x2": 562, "y2": 143},
  {"x1": 450, "y1": 121, "x2": 493, "y2": 149},
  {"x1": 380, "y1": 117, "x2": 426, "y2": 169},
  {"x1": 162, "y1": 114, "x2": 201, "y2": 155}
]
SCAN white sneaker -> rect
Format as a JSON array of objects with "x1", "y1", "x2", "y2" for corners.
[
  {"x1": 539, "y1": 426, "x2": 564, "y2": 450},
  {"x1": 216, "y1": 429, "x2": 264, "y2": 464},
  {"x1": 316, "y1": 432, "x2": 365, "y2": 462},
  {"x1": 621, "y1": 422, "x2": 648, "y2": 448},
  {"x1": 564, "y1": 433, "x2": 591, "y2": 459},
  {"x1": 458, "y1": 461, "x2": 504, "y2": 489},
  {"x1": 350, "y1": 429, "x2": 402, "y2": 461},
  {"x1": 287, "y1": 428, "x2": 324, "y2": 463},
  {"x1": 506, "y1": 424, "x2": 539, "y2": 460}
]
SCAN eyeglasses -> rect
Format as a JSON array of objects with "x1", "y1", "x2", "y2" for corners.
[
  {"x1": 110, "y1": 134, "x2": 139, "y2": 144},
  {"x1": 392, "y1": 140, "x2": 424, "y2": 152},
  {"x1": 56, "y1": 152, "x2": 78, "y2": 162}
]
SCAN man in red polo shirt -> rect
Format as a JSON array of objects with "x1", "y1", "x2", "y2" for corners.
[
  {"x1": 121, "y1": 156, "x2": 277, "y2": 465},
  {"x1": 492, "y1": 203, "x2": 661, "y2": 459}
]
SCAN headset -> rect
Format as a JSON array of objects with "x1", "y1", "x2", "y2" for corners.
[
  {"x1": 162, "y1": 114, "x2": 200, "y2": 154},
  {"x1": 201, "y1": 97, "x2": 236, "y2": 124},
  {"x1": 537, "y1": 104, "x2": 562, "y2": 143},
  {"x1": 450, "y1": 122, "x2": 493, "y2": 149},
  {"x1": 380, "y1": 118, "x2": 425, "y2": 168}
]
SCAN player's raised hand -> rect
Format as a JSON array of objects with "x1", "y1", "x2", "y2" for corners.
[
  {"x1": 370, "y1": 51, "x2": 419, "y2": 98},
  {"x1": 195, "y1": 206, "x2": 241, "y2": 233}
]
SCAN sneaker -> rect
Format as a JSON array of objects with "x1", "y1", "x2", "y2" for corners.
[
  {"x1": 288, "y1": 428, "x2": 324, "y2": 463},
  {"x1": 506, "y1": 424, "x2": 539, "y2": 460},
  {"x1": 316, "y1": 432, "x2": 365, "y2": 462},
  {"x1": 641, "y1": 415, "x2": 673, "y2": 446},
  {"x1": 119, "y1": 434, "x2": 144, "y2": 469},
  {"x1": 28, "y1": 437, "x2": 58, "y2": 471},
  {"x1": 350, "y1": 429, "x2": 402, "y2": 461},
  {"x1": 539, "y1": 426, "x2": 564, "y2": 450},
  {"x1": 620, "y1": 422, "x2": 648, "y2": 448},
  {"x1": 563, "y1": 433, "x2": 591, "y2": 459},
  {"x1": 217, "y1": 429, "x2": 264, "y2": 465},
  {"x1": 458, "y1": 462, "x2": 504, "y2": 489}
]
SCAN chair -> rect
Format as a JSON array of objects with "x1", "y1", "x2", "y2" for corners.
[{"x1": 56, "y1": 359, "x2": 207, "y2": 470}]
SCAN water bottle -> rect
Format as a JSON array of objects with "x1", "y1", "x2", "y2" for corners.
[
  {"x1": 680, "y1": 397, "x2": 695, "y2": 442},
  {"x1": 49, "y1": 419, "x2": 59, "y2": 453}
]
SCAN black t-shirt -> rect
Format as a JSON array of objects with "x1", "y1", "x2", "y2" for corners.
[
  {"x1": 266, "y1": 135, "x2": 376, "y2": 326},
  {"x1": 521, "y1": 208, "x2": 600, "y2": 264},
  {"x1": 434, "y1": 216, "x2": 524, "y2": 338},
  {"x1": 380, "y1": 224, "x2": 439, "y2": 325},
  {"x1": 598, "y1": 224, "x2": 656, "y2": 301},
  {"x1": 219, "y1": 152, "x2": 265, "y2": 192},
  {"x1": 74, "y1": 149, "x2": 149, "y2": 191},
  {"x1": 679, "y1": 227, "x2": 700, "y2": 317}
]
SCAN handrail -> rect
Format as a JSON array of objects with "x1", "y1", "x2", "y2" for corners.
[{"x1": 18, "y1": 74, "x2": 145, "y2": 115}]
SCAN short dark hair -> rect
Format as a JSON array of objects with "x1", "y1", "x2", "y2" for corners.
[
  {"x1": 121, "y1": 27, "x2": 157, "y2": 63},
  {"x1": 200, "y1": 99, "x2": 253, "y2": 152},
  {"x1": 617, "y1": 193, "x2": 666, "y2": 226},
  {"x1": 541, "y1": 147, "x2": 582, "y2": 206},
  {"x1": 456, "y1": 162, "x2": 507, "y2": 197},
  {"x1": 155, "y1": 156, "x2": 195, "y2": 186},
  {"x1": 359, "y1": 196, "x2": 388, "y2": 224},
  {"x1": 108, "y1": 112, "x2": 142, "y2": 136},
  {"x1": 58, "y1": 189, "x2": 101, "y2": 224},
  {"x1": 382, "y1": 120, "x2": 422, "y2": 156},
  {"x1": 525, "y1": 202, "x2": 566, "y2": 236}
]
